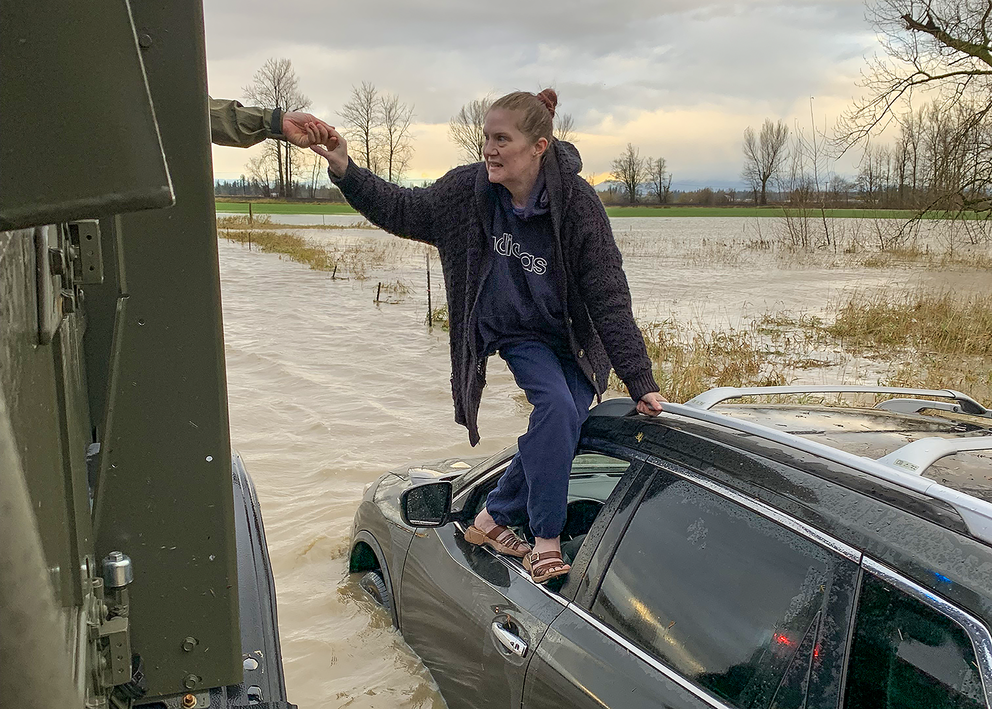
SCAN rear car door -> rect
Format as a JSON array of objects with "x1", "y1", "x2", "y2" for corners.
[
  {"x1": 524, "y1": 458, "x2": 862, "y2": 708},
  {"x1": 398, "y1": 452, "x2": 641, "y2": 709},
  {"x1": 843, "y1": 559, "x2": 992, "y2": 709}
]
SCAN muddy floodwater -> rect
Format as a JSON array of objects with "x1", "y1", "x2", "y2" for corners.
[{"x1": 217, "y1": 214, "x2": 990, "y2": 708}]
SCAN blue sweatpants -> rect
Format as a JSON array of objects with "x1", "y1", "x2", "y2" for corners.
[{"x1": 485, "y1": 341, "x2": 597, "y2": 540}]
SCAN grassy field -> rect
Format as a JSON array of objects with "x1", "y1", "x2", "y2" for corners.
[
  {"x1": 603, "y1": 206, "x2": 945, "y2": 219},
  {"x1": 216, "y1": 199, "x2": 967, "y2": 220},
  {"x1": 216, "y1": 199, "x2": 358, "y2": 215}
]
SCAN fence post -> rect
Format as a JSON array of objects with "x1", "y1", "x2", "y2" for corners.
[{"x1": 426, "y1": 253, "x2": 433, "y2": 326}]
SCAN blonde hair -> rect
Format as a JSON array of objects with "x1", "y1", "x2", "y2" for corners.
[{"x1": 489, "y1": 89, "x2": 557, "y2": 146}]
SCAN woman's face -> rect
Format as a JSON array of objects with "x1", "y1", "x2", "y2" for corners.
[{"x1": 483, "y1": 108, "x2": 546, "y2": 186}]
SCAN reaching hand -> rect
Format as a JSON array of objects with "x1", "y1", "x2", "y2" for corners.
[
  {"x1": 637, "y1": 392, "x2": 667, "y2": 416},
  {"x1": 309, "y1": 126, "x2": 349, "y2": 179},
  {"x1": 281, "y1": 111, "x2": 334, "y2": 148}
]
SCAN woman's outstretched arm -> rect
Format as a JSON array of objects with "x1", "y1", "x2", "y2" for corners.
[{"x1": 312, "y1": 128, "x2": 441, "y2": 246}]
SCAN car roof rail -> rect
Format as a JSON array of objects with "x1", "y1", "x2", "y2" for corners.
[
  {"x1": 878, "y1": 437, "x2": 992, "y2": 475},
  {"x1": 685, "y1": 385, "x2": 990, "y2": 418},
  {"x1": 655, "y1": 402, "x2": 992, "y2": 547}
]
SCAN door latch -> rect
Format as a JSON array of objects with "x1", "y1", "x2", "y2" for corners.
[{"x1": 491, "y1": 620, "x2": 528, "y2": 657}]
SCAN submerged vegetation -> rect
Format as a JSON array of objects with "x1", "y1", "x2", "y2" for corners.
[
  {"x1": 595, "y1": 290, "x2": 992, "y2": 404},
  {"x1": 217, "y1": 216, "x2": 397, "y2": 280},
  {"x1": 828, "y1": 291, "x2": 992, "y2": 356},
  {"x1": 627, "y1": 289, "x2": 992, "y2": 404},
  {"x1": 216, "y1": 214, "x2": 378, "y2": 231},
  {"x1": 220, "y1": 228, "x2": 336, "y2": 271}
]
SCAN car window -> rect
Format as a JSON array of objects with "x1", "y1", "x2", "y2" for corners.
[
  {"x1": 461, "y1": 451, "x2": 633, "y2": 568},
  {"x1": 843, "y1": 573, "x2": 985, "y2": 709},
  {"x1": 591, "y1": 473, "x2": 852, "y2": 709},
  {"x1": 464, "y1": 452, "x2": 631, "y2": 516},
  {"x1": 452, "y1": 447, "x2": 516, "y2": 495}
]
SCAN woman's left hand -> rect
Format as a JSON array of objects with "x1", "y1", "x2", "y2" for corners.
[{"x1": 637, "y1": 392, "x2": 667, "y2": 416}]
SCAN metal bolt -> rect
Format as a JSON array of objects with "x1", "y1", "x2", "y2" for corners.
[
  {"x1": 181, "y1": 694, "x2": 197, "y2": 709},
  {"x1": 102, "y1": 551, "x2": 133, "y2": 588},
  {"x1": 181, "y1": 636, "x2": 198, "y2": 652},
  {"x1": 138, "y1": 32, "x2": 153, "y2": 49},
  {"x1": 183, "y1": 674, "x2": 200, "y2": 690}
]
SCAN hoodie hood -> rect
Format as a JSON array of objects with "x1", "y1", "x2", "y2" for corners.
[{"x1": 553, "y1": 140, "x2": 583, "y2": 177}]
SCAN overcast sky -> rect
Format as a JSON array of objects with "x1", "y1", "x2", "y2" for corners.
[{"x1": 205, "y1": 0, "x2": 878, "y2": 189}]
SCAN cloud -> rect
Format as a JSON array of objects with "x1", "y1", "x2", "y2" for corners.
[{"x1": 206, "y1": 0, "x2": 877, "y2": 185}]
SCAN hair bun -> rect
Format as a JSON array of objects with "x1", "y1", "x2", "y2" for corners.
[{"x1": 536, "y1": 88, "x2": 557, "y2": 118}]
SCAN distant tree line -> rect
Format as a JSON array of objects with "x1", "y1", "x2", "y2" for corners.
[
  {"x1": 214, "y1": 177, "x2": 344, "y2": 201},
  {"x1": 239, "y1": 31, "x2": 992, "y2": 216}
]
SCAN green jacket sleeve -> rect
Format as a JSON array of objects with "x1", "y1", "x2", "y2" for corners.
[{"x1": 208, "y1": 98, "x2": 283, "y2": 148}]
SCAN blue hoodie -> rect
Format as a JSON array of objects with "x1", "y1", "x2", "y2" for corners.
[{"x1": 475, "y1": 168, "x2": 569, "y2": 357}]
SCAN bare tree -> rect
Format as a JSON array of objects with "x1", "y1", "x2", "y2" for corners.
[
  {"x1": 308, "y1": 151, "x2": 323, "y2": 199},
  {"x1": 838, "y1": 0, "x2": 992, "y2": 212},
  {"x1": 246, "y1": 153, "x2": 274, "y2": 198},
  {"x1": 341, "y1": 82, "x2": 384, "y2": 175},
  {"x1": 611, "y1": 143, "x2": 648, "y2": 204},
  {"x1": 339, "y1": 83, "x2": 417, "y2": 183},
  {"x1": 243, "y1": 58, "x2": 311, "y2": 198},
  {"x1": 742, "y1": 119, "x2": 790, "y2": 205},
  {"x1": 380, "y1": 93, "x2": 415, "y2": 182},
  {"x1": 646, "y1": 156, "x2": 672, "y2": 204},
  {"x1": 840, "y1": 0, "x2": 992, "y2": 141},
  {"x1": 554, "y1": 113, "x2": 577, "y2": 143},
  {"x1": 448, "y1": 97, "x2": 492, "y2": 163}
]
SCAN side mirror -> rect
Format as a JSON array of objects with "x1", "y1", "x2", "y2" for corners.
[{"x1": 400, "y1": 481, "x2": 453, "y2": 527}]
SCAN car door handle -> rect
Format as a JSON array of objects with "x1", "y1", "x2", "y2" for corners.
[{"x1": 491, "y1": 621, "x2": 528, "y2": 657}]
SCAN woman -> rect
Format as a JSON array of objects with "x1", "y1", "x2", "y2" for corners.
[{"x1": 312, "y1": 89, "x2": 665, "y2": 584}]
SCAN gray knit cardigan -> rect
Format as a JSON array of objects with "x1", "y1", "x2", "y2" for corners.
[{"x1": 331, "y1": 141, "x2": 658, "y2": 445}]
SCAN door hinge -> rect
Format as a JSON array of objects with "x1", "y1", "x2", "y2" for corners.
[
  {"x1": 68, "y1": 219, "x2": 104, "y2": 285},
  {"x1": 34, "y1": 219, "x2": 103, "y2": 344}
]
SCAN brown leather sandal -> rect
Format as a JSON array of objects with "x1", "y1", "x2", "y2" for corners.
[
  {"x1": 464, "y1": 524, "x2": 532, "y2": 558},
  {"x1": 523, "y1": 550, "x2": 571, "y2": 584}
]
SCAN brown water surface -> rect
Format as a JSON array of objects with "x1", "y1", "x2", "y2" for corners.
[{"x1": 218, "y1": 215, "x2": 989, "y2": 708}]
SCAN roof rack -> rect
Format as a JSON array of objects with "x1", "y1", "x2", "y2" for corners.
[
  {"x1": 587, "y1": 393, "x2": 992, "y2": 545},
  {"x1": 685, "y1": 385, "x2": 990, "y2": 418},
  {"x1": 659, "y1": 401, "x2": 992, "y2": 546}
]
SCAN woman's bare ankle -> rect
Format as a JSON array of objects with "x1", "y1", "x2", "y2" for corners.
[
  {"x1": 474, "y1": 507, "x2": 497, "y2": 533},
  {"x1": 533, "y1": 536, "x2": 561, "y2": 556}
]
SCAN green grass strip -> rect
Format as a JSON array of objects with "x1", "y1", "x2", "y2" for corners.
[
  {"x1": 216, "y1": 199, "x2": 983, "y2": 220},
  {"x1": 216, "y1": 200, "x2": 357, "y2": 215}
]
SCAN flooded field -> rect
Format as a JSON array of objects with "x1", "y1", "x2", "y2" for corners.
[{"x1": 217, "y1": 214, "x2": 991, "y2": 708}]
